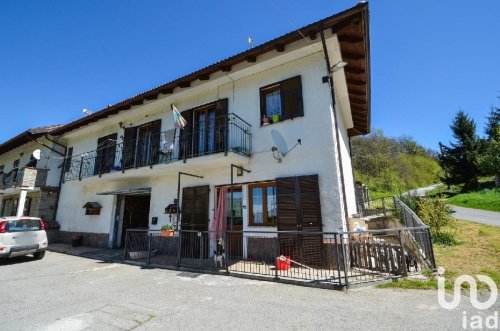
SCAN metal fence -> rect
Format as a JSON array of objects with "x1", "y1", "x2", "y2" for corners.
[
  {"x1": 357, "y1": 196, "x2": 395, "y2": 217},
  {"x1": 393, "y1": 196, "x2": 436, "y2": 269},
  {"x1": 63, "y1": 113, "x2": 252, "y2": 182},
  {"x1": 124, "y1": 226, "x2": 433, "y2": 288}
]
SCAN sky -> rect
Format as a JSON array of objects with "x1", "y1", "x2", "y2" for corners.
[{"x1": 0, "y1": 0, "x2": 499, "y2": 150}]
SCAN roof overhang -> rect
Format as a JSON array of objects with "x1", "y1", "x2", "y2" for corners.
[
  {"x1": 0, "y1": 125, "x2": 63, "y2": 156},
  {"x1": 52, "y1": 3, "x2": 370, "y2": 137}
]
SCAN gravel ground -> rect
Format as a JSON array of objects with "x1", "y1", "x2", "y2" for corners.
[{"x1": 0, "y1": 251, "x2": 498, "y2": 331}]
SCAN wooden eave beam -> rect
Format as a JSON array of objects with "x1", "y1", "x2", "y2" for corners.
[
  {"x1": 344, "y1": 66, "x2": 364, "y2": 74},
  {"x1": 245, "y1": 55, "x2": 257, "y2": 63},
  {"x1": 347, "y1": 79, "x2": 366, "y2": 86},
  {"x1": 178, "y1": 81, "x2": 191, "y2": 88},
  {"x1": 342, "y1": 51, "x2": 364, "y2": 60},
  {"x1": 197, "y1": 73, "x2": 210, "y2": 81},
  {"x1": 275, "y1": 44, "x2": 285, "y2": 52},
  {"x1": 220, "y1": 65, "x2": 232, "y2": 72},
  {"x1": 308, "y1": 30, "x2": 318, "y2": 40},
  {"x1": 338, "y1": 35, "x2": 364, "y2": 44}
]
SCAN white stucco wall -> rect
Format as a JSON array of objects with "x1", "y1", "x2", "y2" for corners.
[{"x1": 56, "y1": 32, "x2": 360, "y2": 247}]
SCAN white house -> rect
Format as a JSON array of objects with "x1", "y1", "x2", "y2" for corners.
[
  {"x1": 50, "y1": 3, "x2": 370, "y2": 262},
  {"x1": 0, "y1": 125, "x2": 65, "y2": 228}
]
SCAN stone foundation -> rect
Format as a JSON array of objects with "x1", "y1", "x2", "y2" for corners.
[{"x1": 59, "y1": 231, "x2": 109, "y2": 248}]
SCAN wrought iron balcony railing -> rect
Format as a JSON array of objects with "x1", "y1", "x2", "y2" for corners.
[{"x1": 63, "y1": 113, "x2": 252, "y2": 182}]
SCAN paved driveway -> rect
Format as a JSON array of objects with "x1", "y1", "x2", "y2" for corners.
[{"x1": 0, "y1": 252, "x2": 497, "y2": 331}]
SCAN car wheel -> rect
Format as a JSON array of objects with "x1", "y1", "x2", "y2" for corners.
[{"x1": 33, "y1": 251, "x2": 45, "y2": 260}]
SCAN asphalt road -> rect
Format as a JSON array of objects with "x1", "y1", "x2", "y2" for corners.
[
  {"x1": 451, "y1": 205, "x2": 500, "y2": 227},
  {"x1": 0, "y1": 252, "x2": 497, "y2": 331}
]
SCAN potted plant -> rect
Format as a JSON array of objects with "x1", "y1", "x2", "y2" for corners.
[
  {"x1": 262, "y1": 114, "x2": 271, "y2": 126},
  {"x1": 272, "y1": 110, "x2": 280, "y2": 124},
  {"x1": 161, "y1": 223, "x2": 175, "y2": 237}
]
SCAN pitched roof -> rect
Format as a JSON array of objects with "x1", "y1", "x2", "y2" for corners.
[
  {"x1": 0, "y1": 125, "x2": 64, "y2": 156},
  {"x1": 52, "y1": 2, "x2": 370, "y2": 137}
]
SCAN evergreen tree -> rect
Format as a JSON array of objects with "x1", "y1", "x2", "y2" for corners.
[
  {"x1": 479, "y1": 106, "x2": 500, "y2": 187},
  {"x1": 439, "y1": 111, "x2": 482, "y2": 191}
]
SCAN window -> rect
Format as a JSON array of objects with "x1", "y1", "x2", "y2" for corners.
[
  {"x1": 1, "y1": 198, "x2": 17, "y2": 217},
  {"x1": 13, "y1": 159, "x2": 20, "y2": 169},
  {"x1": 65, "y1": 147, "x2": 73, "y2": 173},
  {"x1": 23, "y1": 197, "x2": 32, "y2": 216},
  {"x1": 259, "y1": 76, "x2": 303, "y2": 125},
  {"x1": 0, "y1": 165, "x2": 4, "y2": 173},
  {"x1": 226, "y1": 187, "x2": 243, "y2": 227},
  {"x1": 248, "y1": 181, "x2": 277, "y2": 226}
]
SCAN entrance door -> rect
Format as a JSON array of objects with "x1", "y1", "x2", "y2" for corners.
[
  {"x1": 226, "y1": 187, "x2": 243, "y2": 257},
  {"x1": 121, "y1": 195, "x2": 151, "y2": 247},
  {"x1": 181, "y1": 186, "x2": 209, "y2": 259},
  {"x1": 276, "y1": 175, "x2": 323, "y2": 266}
]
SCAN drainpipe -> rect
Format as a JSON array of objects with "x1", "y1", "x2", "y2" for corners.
[{"x1": 319, "y1": 24, "x2": 349, "y2": 222}]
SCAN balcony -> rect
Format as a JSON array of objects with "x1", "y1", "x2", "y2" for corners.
[
  {"x1": 63, "y1": 113, "x2": 252, "y2": 182},
  {"x1": 0, "y1": 167, "x2": 49, "y2": 190}
]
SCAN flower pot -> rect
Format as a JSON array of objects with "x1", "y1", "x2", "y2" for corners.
[
  {"x1": 272, "y1": 114, "x2": 280, "y2": 123},
  {"x1": 262, "y1": 115, "x2": 271, "y2": 126},
  {"x1": 161, "y1": 229, "x2": 174, "y2": 237}
]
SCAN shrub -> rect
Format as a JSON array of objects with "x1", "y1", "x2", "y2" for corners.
[
  {"x1": 417, "y1": 196, "x2": 454, "y2": 234},
  {"x1": 432, "y1": 231, "x2": 460, "y2": 246}
]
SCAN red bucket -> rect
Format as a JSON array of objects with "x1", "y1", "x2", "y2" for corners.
[{"x1": 276, "y1": 256, "x2": 291, "y2": 270}]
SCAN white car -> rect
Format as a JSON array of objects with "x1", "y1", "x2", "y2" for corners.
[{"x1": 0, "y1": 217, "x2": 48, "y2": 260}]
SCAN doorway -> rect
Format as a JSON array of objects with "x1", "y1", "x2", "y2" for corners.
[
  {"x1": 120, "y1": 194, "x2": 151, "y2": 247},
  {"x1": 181, "y1": 185, "x2": 209, "y2": 259},
  {"x1": 226, "y1": 187, "x2": 243, "y2": 257}
]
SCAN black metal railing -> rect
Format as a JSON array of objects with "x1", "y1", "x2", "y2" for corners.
[
  {"x1": 124, "y1": 227, "x2": 433, "y2": 288},
  {"x1": 357, "y1": 196, "x2": 395, "y2": 217},
  {"x1": 63, "y1": 113, "x2": 252, "y2": 181}
]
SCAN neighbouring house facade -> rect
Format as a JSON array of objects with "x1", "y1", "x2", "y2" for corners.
[
  {"x1": 48, "y1": 3, "x2": 370, "y2": 259},
  {"x1": 0, "y1": 126, "x2": 65, "y2": 231}
]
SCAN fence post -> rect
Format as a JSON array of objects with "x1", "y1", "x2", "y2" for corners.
[
  {"x1": 123, "y1": 230, "x2": 129, "y2": 260},
  {"x1": 225, "y1": 231, "x2": 229, "y2": 274},
  {"x1": 177, "y1": 230, "x2": 182, "y2": 267},
  {"x1": 398, "y1": 230, "x2": 408, "y2": 277},
  {"x1": 382, "y1": 197, "x2": 386, "y2": 217},
  {"x1": 334, "y1": 234, "x2": 342, "y2": 287},
  {"x1": 274, "y1": 235, "x2": 279, "y2": 280},
  {"x1": 147, "y1": 232, "x2": 152, "y2": 264},
  {"x1": 78, "y1": 156, "x2": 84, "y2": 181},
  {"x1": 340, "y1": 234, "x2": 349, "y2": 288},
  {"x1": 426, "y1": 228, "x2": 437, "y2": 269},
  {"x1": 224, "y1": 114, "x2": 229, "y2": 156}
]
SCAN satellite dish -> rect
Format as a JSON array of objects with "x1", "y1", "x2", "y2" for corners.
[
  {"x1": 271, "y1": 129, "x2": 302, "y2": 163},
  {"x1": 32, "y1": 149, "x2": 42, "y2": 160},
  {"x1": 271, "y1": 130, "x2": 289, "y2": 156}
]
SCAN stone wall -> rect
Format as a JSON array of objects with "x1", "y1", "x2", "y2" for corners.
[{"x1": 59, "y1": 231, "x2": 109, "y2": 248}]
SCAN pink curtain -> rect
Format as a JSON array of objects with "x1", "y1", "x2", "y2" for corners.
[{"x1": 209, "y1": 187, "x2": 227, "y2": 239}]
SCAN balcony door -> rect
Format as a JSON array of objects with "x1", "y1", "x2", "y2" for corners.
[
  {"x1": 179, "y1": 99, "x2": 228, "y2": 159},
  {"x1": 122, "y1": 120, "x2": 161, "y2": 169},
  {"x1": 94, "y1": 133, "x2": 117, "y2": 175}
]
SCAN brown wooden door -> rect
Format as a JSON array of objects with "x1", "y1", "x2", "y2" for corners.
[
  {"x1": 181, "y1": 186, "x2": 209, "y2": 259},
  {"x1": 121, "y1": 195, "x2": 151, "y2": 247},
  {"x1": 276, "y1": 175, "x2": 323, "y2": 266}
]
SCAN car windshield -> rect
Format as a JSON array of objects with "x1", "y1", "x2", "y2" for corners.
[{"x1": 7, "y1": 219, "x2": 41, "y2": 232}]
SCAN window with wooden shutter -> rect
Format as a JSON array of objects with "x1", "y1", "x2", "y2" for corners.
[{"x1": 259, "y1": 76, "x2": 303, "y2": 125}]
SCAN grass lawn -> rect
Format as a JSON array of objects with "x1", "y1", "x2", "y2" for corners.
[
  {"x1": 426, "y1": 178, "x2": 500, "y2": 212},
  {"x1": 379, "y1": 220, "x2": 500, "y2": 290},
  {"x1": 447, "y1": 189, "x2": 500, "y2": 212}
]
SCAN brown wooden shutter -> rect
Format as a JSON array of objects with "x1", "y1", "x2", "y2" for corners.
[
  {"x1": 181, "y1": 185, "x2": 209, "y2": 231},
  {"x1": 94, "y1": 133, "x2": 117, "y2": 175},
  {"x1": 280, "y1": 76, "x2": 303, "y2": 120},
  {"x1": 277, "y1": 174, "x2": 323, "y2": 266},
  {"x1": 123, "y1": 127, "x2": 137, "y2": 169},
  {"x1": 150, "y1": 119, "x2": 162, "y2": 165},
  {"x1": 214, "y1": 99, "x2": 228, "y2": 152}
]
